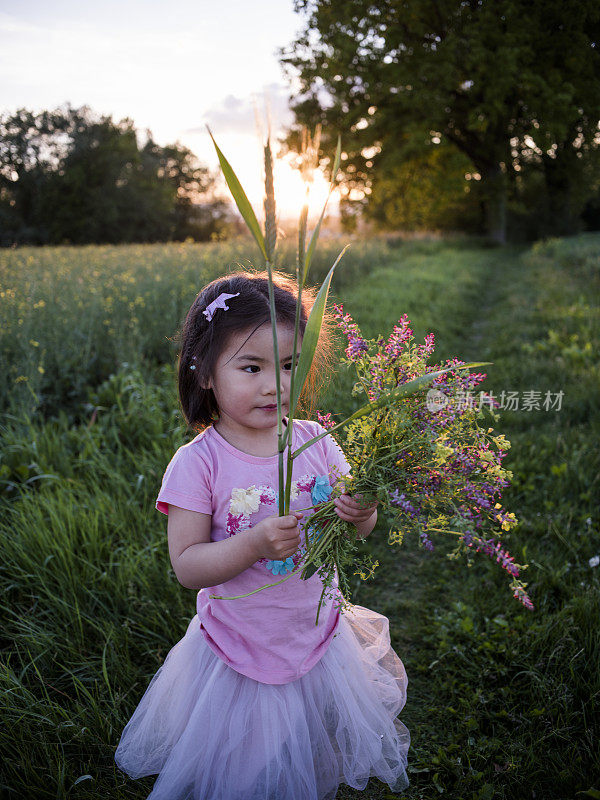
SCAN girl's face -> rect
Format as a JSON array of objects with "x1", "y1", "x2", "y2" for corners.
[{"x1": 207, "y1": 321, "x2": 301, "y2": 441}]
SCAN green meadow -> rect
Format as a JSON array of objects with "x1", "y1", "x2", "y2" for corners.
[{"x1": 1, "y1": 234, "x2": 598, "y2": 798}]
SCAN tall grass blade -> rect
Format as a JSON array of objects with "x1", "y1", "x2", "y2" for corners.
[
  {"x1": 265, "y1": 259, "x2": 285, "y2": 513},
  {"x1": 297, "y1": 198, "x2": 309, "y2": 279},
  {"x1": 207, "y1": 126, "x2": 267, "y2": 261},
  {"x1": 264, "y1": 140, "x2": 277, "y2": 261}
]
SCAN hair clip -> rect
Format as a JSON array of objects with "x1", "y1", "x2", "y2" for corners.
[{"x1": 203, "y1": 292, "x2": 240, "y2": 322}]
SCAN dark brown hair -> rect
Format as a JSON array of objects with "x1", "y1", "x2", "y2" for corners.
[{"x1": 177, "y1": 269, "x2": 333, "y2": 432}]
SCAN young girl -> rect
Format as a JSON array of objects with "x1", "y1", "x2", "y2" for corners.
[{"x1": 114, "y1": 270, "x2": 410, "y2": 799}]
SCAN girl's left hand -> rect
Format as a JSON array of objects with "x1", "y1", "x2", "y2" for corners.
[{"x1": 333, "y1": 493, "x2": 378, "y2": 524}]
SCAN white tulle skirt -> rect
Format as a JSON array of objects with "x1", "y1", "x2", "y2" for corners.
[{"x1": 114, "y1": 604, "x2": 410, "y2": 800}]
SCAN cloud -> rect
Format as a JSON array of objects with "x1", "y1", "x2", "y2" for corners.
[{"x1": 190, "y1": 82, "x2": 294, "y2": 137}]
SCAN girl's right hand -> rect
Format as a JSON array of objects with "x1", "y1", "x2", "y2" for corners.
[{"x1": 251, "y1": 512, "x2": 303, "y2": 560}]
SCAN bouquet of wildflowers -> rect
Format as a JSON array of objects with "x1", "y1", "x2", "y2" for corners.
[
  {"x1": 207, "y1": 126, "x2": 529, "y2": 626},
  {"x1": 298, "y1": 305, "x2": 532, "y2": 624}
]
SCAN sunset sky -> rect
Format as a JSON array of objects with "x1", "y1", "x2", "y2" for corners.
[{"x1": 0, "y1": 0, "x2": 339, "y2": 219}]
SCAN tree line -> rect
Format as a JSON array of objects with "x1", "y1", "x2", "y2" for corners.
[
  {"x1": 0, "y1": 104, "x2": 236, "y2": 247},
  {"x1": 281, "y1": 0, "x2": 600, "y2": 243},
  {"x1": 3, "y1": 0, "x2": 600, "y2": 249}
]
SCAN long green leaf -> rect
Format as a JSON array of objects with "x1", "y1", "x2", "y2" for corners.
[
  {"x1": 302, "y1": 135, "x2": 342, "y2": 285},
  {"x1": 207, "y1": 127, "x2": 267, "y2": 261},
  {"x1": 282, "y1": 198, "x2": 311, "y2": 512},
  {"x1": 285, "y1": 245, "x2": 350, "y2": 441},
  {"x1": 291, "y1": 362, "x2": 493, "y2": 459}
]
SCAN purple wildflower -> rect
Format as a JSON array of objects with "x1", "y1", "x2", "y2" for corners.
[
  {"x1": 513, "y1": 585, "x2": 534, "y2": 610},
  {"x1": 333, "y1": 303, "x2": 369, "y2": 361},
  {"x1": 346, "y1": 336, "x2": 369, "y2": 360},
  {"x1": 471, "y1": 536, "x2": 520, "y2": 578},
  {"x1": 419, "y1": 529, "x2": 435, "y2": 551},
  {"x1": 389, "y1": 489, "x2": 418, "y2": 517},
  {"x1": 385, "y1": 314, "x2": 413, "y2": 360},
  {"x1": 416, "y1": 332, "x2": 436, "y2": 359},
  {"x1": 317, "y1": 410, "x2": 335, "y2": 430}
]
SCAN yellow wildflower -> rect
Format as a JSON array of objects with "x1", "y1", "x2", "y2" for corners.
[
  {"x1": 388, "y1": 530, "x2": 404, "y2": 546},
  {"x1": 434, "y1": 441, "x2": 454, "y2": 465},
  {"x1": 501, "y1": 512, "x2": 518, "y2": 531}
]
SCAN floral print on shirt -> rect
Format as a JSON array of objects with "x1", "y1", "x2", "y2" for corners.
[{"x1": 225, "y1": 475, "x2": 319, "y2": 575}]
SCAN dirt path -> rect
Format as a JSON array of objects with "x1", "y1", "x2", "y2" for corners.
[{"x1": 335, "y1": 245, "x2": 525, "y2": 799}]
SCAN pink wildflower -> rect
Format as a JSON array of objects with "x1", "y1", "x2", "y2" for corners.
[
  {"x1": 333, "y1": 303, "x2": 369, "y2": 361},
  {"x1": 513, "y1": 586, "x2": 534, "y2": 610},
  {"x1": 317, "y1": 410, "x2": 335, "y2": 430}
]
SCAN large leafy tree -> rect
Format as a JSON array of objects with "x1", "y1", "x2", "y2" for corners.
[
  {"x1": 281, "y1": 0, "x2": 600, "y2": 243},
  {"x1": 0, "y1": 104, "x2": 226, "y2": 246}
]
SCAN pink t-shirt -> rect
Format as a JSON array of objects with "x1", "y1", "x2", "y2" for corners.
[{"x1": 156, "y1": 419, "x2": 351, "y2": 684}]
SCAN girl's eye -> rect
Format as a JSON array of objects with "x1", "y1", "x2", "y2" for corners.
[
  {"x1": 242, "y1": 365, "x2": 260, "y2": 374},
  {"x1": 283, "y1": 362, "x2": 293, "y2": 371}
]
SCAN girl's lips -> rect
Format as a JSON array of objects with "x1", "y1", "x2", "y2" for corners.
[{"x1": 260, "y1": 405, "x2": 277, "y2": 410}]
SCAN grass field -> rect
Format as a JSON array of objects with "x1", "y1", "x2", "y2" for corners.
[{"x1": 1, "y1": 233, "x2": 598, "y2": 799}]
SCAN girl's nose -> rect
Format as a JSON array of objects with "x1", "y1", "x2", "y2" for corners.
[
  {"x1": 261, "y1": 369, "x2": 288, "y2": 399},
  {"x1": 261, "y1": 372, "x2": 277, "y2": 396}
]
